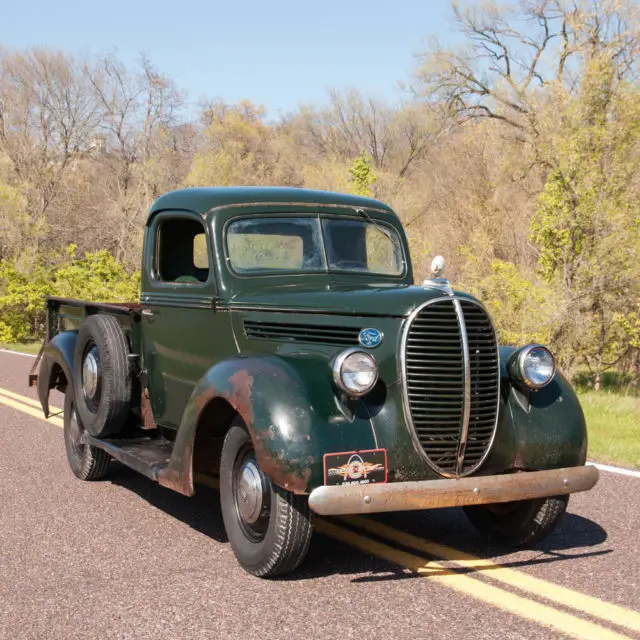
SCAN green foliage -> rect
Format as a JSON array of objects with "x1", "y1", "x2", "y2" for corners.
[
  {"x1": 0, "y1": 260, "x2": 50, "y2": 342},
  {"x1": 459, "y1": 257, "x2": 556, "y2": 346},
  {"x1": 348, "y1": 152, "x2": 376, "y2": 197},
  {"x1": 53, "y1": 245, "x2": 140, "y2": 302},
  {"x1": 616, "y1": 303, "x2": 640, "y2": 349},
  {"x1": 530, "y1": 170, "x2": 582, "y2": 283},
  {"x1": 527, "y1": 58, "x2": 640, "y2": 374},
  {"x1": 0, "y1": 245, "x2": 139, "y2": 342}
]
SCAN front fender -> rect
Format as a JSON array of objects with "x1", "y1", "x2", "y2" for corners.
[
  {"x1": 36, "y1": 331, "x2": 77, "y2": 417},
  {"x1": 481, "y1": 346, "x2": 588, "y2": 473},
  {"x1": 158, "y1": 355, "x2": 376, "y2": 496}
]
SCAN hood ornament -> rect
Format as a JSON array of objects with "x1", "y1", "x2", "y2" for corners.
[
  {"x1": 423, "y1": 255, "x2": 453, "y2": 294},
  {"x1": 430, "y1": 255, "x2": 445, "y2": 278}
]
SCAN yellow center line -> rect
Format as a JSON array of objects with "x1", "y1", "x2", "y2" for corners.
[
  {"x1": 314, "y1": 519, "x2": 632, "y2": 640},
  {"x1": 0, "y1": 391, "x2": 64, "y2": 428},
  {"x1": 340, "y1": 515, "x2": 640, "y2": 635},
  {"x1": 1, "y1": 386, "x2": 636, "y2": 640},
  {"x1": 0, "y1": 387, "x2": 62, "y2": 413}
]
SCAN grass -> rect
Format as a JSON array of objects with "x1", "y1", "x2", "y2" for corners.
[
  {"x1": 0, "y1": 341, "x2": 41, "y2": 355},
  {"x1": 579, "y1": 391, "x2": 640, "y2": 469}
]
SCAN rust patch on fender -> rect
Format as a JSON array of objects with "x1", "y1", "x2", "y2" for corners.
[
  {"x1": 195, "y1": 386, "x2": 217, "y2": 414},
  {"x1": 228, "y1": 369, "x2": 254, "y2": 425},
  {"x1": 158, "y1": 442, "x2": 194, "y2": 496},
  {"x1": 253, "y1": 436, "x2": 312, "y2": 495}
]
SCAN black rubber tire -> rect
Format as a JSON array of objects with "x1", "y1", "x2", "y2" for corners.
[
  {"x1": 464, "y1": 494, "x2": 569, "y2": 547},
  {"x1": 63, "y1": 390, "x2": 110, "y2": 481},
  {"x1": 73, "y1": 314, "x2": 132, "y2": 438},
  {"x1": 220, "y1": 419, "x2": 314, "y2": 578}
]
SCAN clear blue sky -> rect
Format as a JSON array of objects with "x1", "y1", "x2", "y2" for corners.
[{"x1": 0, "y1": 0, "x2": 452, "y2": 116}]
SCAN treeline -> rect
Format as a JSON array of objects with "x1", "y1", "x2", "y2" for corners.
[{"x1": 1, "y1": 0, "x2": 639, "y2": 387}]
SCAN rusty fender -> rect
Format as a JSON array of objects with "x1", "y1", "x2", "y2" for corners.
[
  {"x1": 158, "y1": 356, "x2": 371, "y2": 497},
  {"x1": 36, "y1": 331, "x2": 77, "y2": 418}
]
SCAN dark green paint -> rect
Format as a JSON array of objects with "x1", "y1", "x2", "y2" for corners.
[{"x1": 38, "y1": 187, "x2": 588, "y2": 497}]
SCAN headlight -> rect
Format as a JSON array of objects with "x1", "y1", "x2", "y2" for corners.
[
  {"x1": 332, "y1": 348, "x2": 378, "y2": 397},
  {"x1": 509, "y1": 344, "x2": 556, "y2": 390}
]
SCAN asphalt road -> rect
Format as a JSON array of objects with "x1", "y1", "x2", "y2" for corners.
[{"x1": 1, "y1": 349, "x2": 639, "y2": 640}]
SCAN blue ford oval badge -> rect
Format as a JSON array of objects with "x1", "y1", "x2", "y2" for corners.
[{"x1": 359, "y1": 328, "x2": 383, "y2": 349}]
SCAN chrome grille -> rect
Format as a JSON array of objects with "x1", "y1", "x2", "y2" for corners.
[{"x1": 403, "y1": 298, "x2": 499, "y2": 477}]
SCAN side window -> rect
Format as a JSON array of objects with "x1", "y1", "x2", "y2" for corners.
[{"x1": 156, "y1": 218, "x2": 210, "y2": 283}]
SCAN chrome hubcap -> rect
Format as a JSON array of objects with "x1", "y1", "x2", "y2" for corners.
[
  {"x1": 82, "y1": 350, "x2": 99, "y2": 400},
  {"x1": 68, "y1": 406, "x2": 86, "y2": 456},
  {"x1": 69, "y1": 408, "x2": 82, "y2": 443},
  {"x1": 236, "y1": 459, "x2": 264, "y2": 525}
]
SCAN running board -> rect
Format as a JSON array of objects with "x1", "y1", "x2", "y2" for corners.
[{"x1": 81, "y1": 434, "x2": 173, "y2": 481}]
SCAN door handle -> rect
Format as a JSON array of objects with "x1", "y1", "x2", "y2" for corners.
[{"x1": 142, "y1": 309, "x2": 155, "y2": 322}]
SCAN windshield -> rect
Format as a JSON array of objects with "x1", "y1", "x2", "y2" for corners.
[{"x1": 226, "y1": 216, "x2": 404, "y2": 276}]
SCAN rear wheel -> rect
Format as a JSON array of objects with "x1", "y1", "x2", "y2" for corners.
[
  {"x1": 220, "y1": 419, "x2": 313, "y2": 577},
  {"x1": 464, "y1": 495, "x2": 569, "y2": 547},
  {"x1": 63, "y1": 390, "x2": 110, "y2": 481}
]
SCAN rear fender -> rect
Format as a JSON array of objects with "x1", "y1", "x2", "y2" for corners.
[
  {"x1": 158, "y1": 356, "x2": 350, "y2": 497},
  {"x1": 36, "y1": 331, "x2": 77, "y2": 418}
]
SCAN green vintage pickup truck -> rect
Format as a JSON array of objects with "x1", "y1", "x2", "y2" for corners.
[{"x1": 32, "y1": 187, "x2": 598, "y2": 577}]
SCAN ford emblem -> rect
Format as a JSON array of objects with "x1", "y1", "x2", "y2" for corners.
[{"x1": 359, "y1": 328, "x2": 383, "y2": 349}]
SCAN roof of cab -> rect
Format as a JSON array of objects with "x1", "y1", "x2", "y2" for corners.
[{"x1": 148, "y1": 186, "x2": 394, "y2": 221}]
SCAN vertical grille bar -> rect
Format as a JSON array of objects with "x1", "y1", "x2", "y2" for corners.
[
  {"x1": 453, "y1": 299, "x2": 471, "y2": 476},
  {"x1": 401, "y1": 297, "x2": 500, "y2": 478}
]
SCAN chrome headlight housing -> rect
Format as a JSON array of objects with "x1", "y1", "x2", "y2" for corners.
[
  {"x1": 332, "y1": 348, "x2": 378, "y2": 397},
  {"x1": 509, "y1": 344, "x2": 556, "y2": 390}
]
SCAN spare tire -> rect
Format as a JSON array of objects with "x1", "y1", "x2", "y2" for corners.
[{"x1": 73, "y1": 314, "x2": 132, "y2": 438}]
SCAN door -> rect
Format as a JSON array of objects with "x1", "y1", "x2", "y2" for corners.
[{"x1": 141, "y1": 212, "x2": 232, "y2": 428}]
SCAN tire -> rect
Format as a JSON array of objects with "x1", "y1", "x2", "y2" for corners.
[
  {"x1": 63, "y1": 390, "x2": 110, "y2": 481},
  {"x1": 220, "y1": 419, "x2": 314, "y2": 578},
  {"x1": 73, "y1": 314, "x2": 132, "y2": 438},
  {"x1": 464, "y1": 494, "x2": 569, "y2": 547}
]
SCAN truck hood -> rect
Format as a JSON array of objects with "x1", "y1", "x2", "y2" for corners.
[{"x1": 226, "y1": 283, "x2": 473, "y2": 318}]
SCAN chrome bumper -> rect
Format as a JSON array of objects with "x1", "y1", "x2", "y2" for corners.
[{"x1": 307, "y1": 465, "x2": 599, "y2": 516}]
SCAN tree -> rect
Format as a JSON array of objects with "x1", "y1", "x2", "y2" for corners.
[
  {"x1": 0, "y1": 48, "x2": 102, "y2": 244},
  {"x1": 416, "y1": 0, "x2": 640, "y2": 381},
  {"x1": 348, "y1": 151, "x2": 376, "y2": 196}
]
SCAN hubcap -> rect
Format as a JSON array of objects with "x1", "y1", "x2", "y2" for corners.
[
  {"x1": 68, "y1": 406, "x2": 86, "y2": 456},
  {"x1": 82, "y1": 349, "x2": 99, "y2": 401},
  {"x1": 236, "y1": 459, "x2": 264, "y2": 525}
]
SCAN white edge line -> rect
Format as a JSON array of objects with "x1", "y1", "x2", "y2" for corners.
[
  {"x1": 0, "y1": 348, "x2": 37, "y2": 358},
  {"x1": 587, "y1": 461, "x2": 640, "y2": 479}
]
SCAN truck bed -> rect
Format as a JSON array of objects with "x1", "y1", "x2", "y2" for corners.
[{"x1": 44, "y1": 296, "x2": 142, "y2": 338}]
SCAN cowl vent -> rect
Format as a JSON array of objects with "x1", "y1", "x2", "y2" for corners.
[{"x1": 244, "y1": 320, "x2": 359, "y2": 346}]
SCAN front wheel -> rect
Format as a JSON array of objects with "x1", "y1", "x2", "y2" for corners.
[
  {"x1": 464, "y1": 495, "x2": 569, "y2": 547},
  {"x1": 219, "y1": 419, "x2": 313, "y2": 577},
  {"x1": 63, "y1": 391, "x2": 110, "y2": 481}
]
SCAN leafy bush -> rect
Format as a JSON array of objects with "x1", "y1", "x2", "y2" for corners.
[
  {"x1": 0, "y1": 245, "x2": 139, "y2": 343},
  {"x1": 0, "y1": 260, "x2": 50, "y2": 342}
]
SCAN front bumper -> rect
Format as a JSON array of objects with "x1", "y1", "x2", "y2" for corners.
[{"x1": 307, "y1": 465, "x2": 599, "y2": 516}]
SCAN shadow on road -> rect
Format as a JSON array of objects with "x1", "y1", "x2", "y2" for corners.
[
  {"x1": 109, "y1": 464, "x2": 229, "y2": 544},
  {"x1": 108, "y1": 463, "x2": 610, "y2": 582}
]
